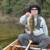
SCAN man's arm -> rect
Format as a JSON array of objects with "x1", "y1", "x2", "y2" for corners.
[
  {"x1": 40, "y1": 17, "x2": 48, "y2": 36},
  {"x1": 20, "y1": 15, "x2": 27, "y2": 25},
  {"x1": 33, "y1": 17, "x2": 48, "y2": 36},
  {"x1": 19, "y1": 12, "x2": 31, "y2": 25}
]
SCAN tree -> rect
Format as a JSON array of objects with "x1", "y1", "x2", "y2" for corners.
[{"x1": 0, "y1": 0, "x2": 50, "y2": 17}]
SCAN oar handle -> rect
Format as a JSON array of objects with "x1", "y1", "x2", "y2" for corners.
[{"x1": 25, "y1": 40, "x2": 32, "y2": 50}]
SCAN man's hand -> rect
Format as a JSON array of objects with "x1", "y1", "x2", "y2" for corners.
[{"x1": 25, "y1": 12, "x2": 32, "y2": 17}]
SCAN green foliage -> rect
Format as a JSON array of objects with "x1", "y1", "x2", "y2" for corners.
[
  {"x1": 0, "y1": 0, "x2": 50, "y2": 17},
  {"x1": 40, "y1": 0, "x2": 50, "y2": 17},
  {"x1": 1, "y1": 0, "x2": 12, "y2": 14},
  {"x1": 0, "y1": 0, "x2": 38, "y2": 16},
  {"x1": 0, "y1": 46, "x2": 2, "y2": 50}
]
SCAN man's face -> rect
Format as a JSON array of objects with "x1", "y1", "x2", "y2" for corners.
[{"x1": 31, "y1": 7, "x2": 38, "y2": 16}]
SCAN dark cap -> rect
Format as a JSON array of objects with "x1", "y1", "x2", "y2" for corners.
[{"x1": 28, "y1": 5, "x2": 41, "y2": 14}]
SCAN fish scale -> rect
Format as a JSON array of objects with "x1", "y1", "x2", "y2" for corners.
[{"x1": 28, "y1": 16, "x2": 35, "y2": 33}]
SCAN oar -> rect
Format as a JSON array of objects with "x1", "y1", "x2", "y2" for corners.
[{"x1": 25, "y1": 40, "x2": 32, "y2": 50}]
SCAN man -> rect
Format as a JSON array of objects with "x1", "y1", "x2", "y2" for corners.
[{"x1": 18, "y1": 5, "x2": 50, "y2": 49}]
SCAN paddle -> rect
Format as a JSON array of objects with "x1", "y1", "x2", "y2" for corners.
[{"x1": 25, "y1": 40, "x2": 32, "y2": 50}]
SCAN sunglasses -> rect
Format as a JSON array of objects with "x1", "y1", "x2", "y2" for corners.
[{"x1": 31, "y1": 9, "x2": 38, "y2": 10}]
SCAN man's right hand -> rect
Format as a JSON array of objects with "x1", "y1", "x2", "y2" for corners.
[
  {"x1": 25, "y1": 12, "x2": 33, "y2": 18},
  {"x1": 25, "y1": 12, "x2": 31, "y2": 17}
]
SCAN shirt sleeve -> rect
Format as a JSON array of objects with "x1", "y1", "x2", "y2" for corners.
[
  {"x1": 19, "y1": 15, "x2": 28, "y2": 25},
  {"x1": 33, "y1": 17, "x2": 48, "y2": 36},
  {"x1": 40, "y1": 17, "x2": 48, "y2": 36}
]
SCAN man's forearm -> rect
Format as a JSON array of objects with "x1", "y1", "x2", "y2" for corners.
[
  {"x1": 20, "y1": 15, "x2": 28, "y2": 25},
  {"x1": 33, "y1": 28, "x2": 44, "y2": 36}
]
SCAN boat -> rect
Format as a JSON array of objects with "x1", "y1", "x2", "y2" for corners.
[{"x1": 3, "y1": 39, "x2": 50, "y2": 50}]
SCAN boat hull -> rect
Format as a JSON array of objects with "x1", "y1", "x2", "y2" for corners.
[{"x1": 3, "y1": 39, "x2": 50, "y2": 50}]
